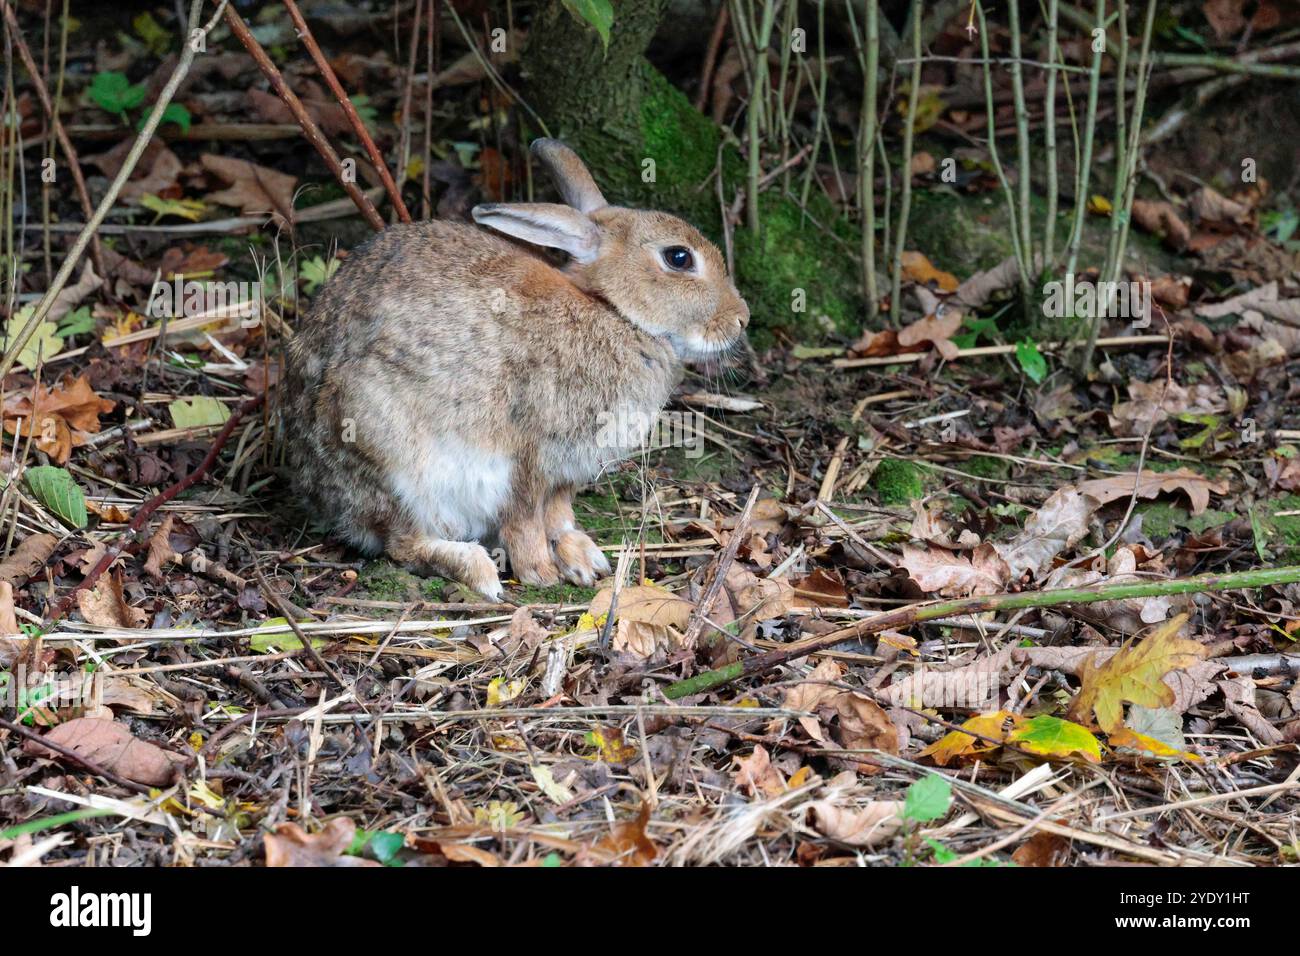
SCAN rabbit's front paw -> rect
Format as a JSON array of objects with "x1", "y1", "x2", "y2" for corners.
[{"x1": 554, "y1": 530, "x2": 610, "y2": 586}]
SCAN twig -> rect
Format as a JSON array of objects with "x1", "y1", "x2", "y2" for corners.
[
  {"x1": 281, "y1": 0, "x2": 411, "y2": 223},
  {"x1": 222, "y1": 5, "x2": 385, "y2": 232},
  {"x1": 42, "y1": 393, "x2": 265, "y2": 629},
  {"x1": 0, "y1": 0, "x2": 104, "y2": 280},
  {"x1": 0, "y1": 0, "x2": 224, "y2": 380},
  {"x1": 664, "y1": 564, "x2": 1300, "y2": 699},
  {"x1": 832, "y1": 333, "x2": 1170, "y2": 369},
  {"x1": 681, "y1": 485, "x2": 762, "y2": 649}
]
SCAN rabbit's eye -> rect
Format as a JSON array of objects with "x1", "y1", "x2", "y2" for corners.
[{"x1": 662, "y1": 246, "x2": 694, "y2": 271}]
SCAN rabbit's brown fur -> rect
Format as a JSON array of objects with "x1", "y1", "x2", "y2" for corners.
[{"x1": 283, "y1": 140, "x2": 748, "y2": 599}]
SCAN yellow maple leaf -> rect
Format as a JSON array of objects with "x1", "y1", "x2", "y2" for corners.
[
  {"x1": 920, "y1": 710, "x2": 1021, "y2": 766},
  {"x1": 1066, "y1": 614, "x2": 1206, "y2": 734},
  {"x1": 1107, "y1": 727, "x2": 1202, "y2": 761},
  {"x1": 1007, "y1": 714, "x2": 1102, "y2": 763}
]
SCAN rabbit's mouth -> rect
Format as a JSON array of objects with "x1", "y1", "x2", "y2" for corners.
[{"x1": 663, "y1": 330, "x2": 747, "y2": 362}]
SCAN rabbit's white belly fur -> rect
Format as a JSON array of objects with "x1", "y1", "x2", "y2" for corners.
[{"x1": 389, "y1": 434, "x2": 513, "y2": 541}]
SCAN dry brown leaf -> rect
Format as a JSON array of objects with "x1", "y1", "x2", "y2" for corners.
[
  {"x1": 1011, "y1": 831, "x2": 1070, "y2": 867},
  {"x1": 732, "y1": 745, "x2": 788, "y2": 798},
  {"x1": 897, "y1": 310, "x2": 962, "y2": 359},
  {"x1": 806, "y1": 796, "x2": 903, "y2": 846},
  {"x1": 1130, "y1": 198, "x2": 1191, "y2": 250},
  {"x1": 0, "y1": 532, "x2": 57, "y2": 587},
  {"x1": 1076, "y1": 467, "x2": 1228, "y2": 515},
  {"x1": 589, "y1": 583, "x2": 692, "y2": 659},
  {"x1": 77, "y1": 569, "x2": 148, "y2": 629},
  {"x1": 1188, "y1": 185, "x2": 1252, "y2": 224},
  {"x1": 1217, "y1": 676, "x2": 1284, "y2": 744},
  {"x1": 776, "y1": 657, "x2": 844, "y2": 742},
  {"x1": 200, "y1": 154, "x2": 297, "y2": 224},
  {"x1": 3, "y1": 375, "x2": 116, "y2": 465},
  {"x1": 440, "y1": 843, "x2": 502, "y2": 866},
  {"x1": 264, "y1": 817, "x2": 379, "y2": 867},
  {"x1": 828, "y1": 691, "x2": 899, "y2": 756},
  {"x1": 899, "y1": 542, "x2": 1009, "y2": 597},
  {"x1": 594, "y1": 802, "x2": 657, "y2": 866},
  {"x1": 22, "y1": 717, "x2": 189, "y2": 786},
  {"x1": 993, "y1": 487, "x2": 1099, "y2": 582}
]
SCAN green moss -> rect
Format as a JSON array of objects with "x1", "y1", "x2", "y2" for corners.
[
  {"x1": 1135, "y1": 502, "x2": 1187, "y2": 540},
  {"x1": 871, "y1": 458, "x2": 928, "y2": 505},
  {"x1": 515, "y1": 582, "x2": 598, "y2": 605},
  {"x1": 357, "y1": 560, "x2": 447, "y2": 602},
  {"x1": 1186, "y1": 509, "x2": 1233, "y2": 535},
  {"x1": 961, "y1": 455, "x2": 1012, "y2": 480},
  {"x1": 734, "y1": 191, "x2": 862, "y2": 345},
  {"x1": 1260, "y1": 495, "x2": 1300, "y2": 560}
]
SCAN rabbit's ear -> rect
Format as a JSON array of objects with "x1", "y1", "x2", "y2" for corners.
[
  {"x1": 530, "y1": 139, "x2": 607, "y2": 214},
  {"x1": 472, "y1": 202, "x2": 602, "y2": 262}
]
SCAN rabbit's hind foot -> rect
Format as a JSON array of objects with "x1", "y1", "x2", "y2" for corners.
[
  {"x1": 500, "y1": 515, "x2": 561, "y2": 588},
  {"x1": 387, "y1": 531, "x2": 504, "y2": 602}
]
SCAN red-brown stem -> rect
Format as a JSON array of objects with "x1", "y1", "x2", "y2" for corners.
[
  {"x1": 222, "y1": 6, "x2": 386, "y2": 232},
  {"x1": 1, "y1": 0, "x2": 106, "y2": 280},
  {"x1": 42, "y1": 394, "x2": 266, "y2": 629},
  {"x1": 280, "y1": 0, "x2": 411, "y2": 223}
]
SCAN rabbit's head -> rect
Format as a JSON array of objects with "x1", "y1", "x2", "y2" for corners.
[{"x1": 472, "y1": 139, "x2": 749, "y2": 360}]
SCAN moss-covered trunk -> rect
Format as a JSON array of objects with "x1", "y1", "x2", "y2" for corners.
[{"x1": 520, "y1": 0, "x2": 861, "y2": 342}]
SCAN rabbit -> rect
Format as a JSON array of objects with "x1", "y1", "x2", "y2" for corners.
[{"x1": 282, "y1": 138, "x2": 750, "y2": 601}]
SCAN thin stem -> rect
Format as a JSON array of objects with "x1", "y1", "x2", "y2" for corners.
[
  {"x1": 889, "y1": 0, "x2": 922, "y2": 323},
  {"x1": 1063, "y1": 0, "x2": 1105, "y2": 282},
  {"x1": 1043, "y1": 0, "x2": 1060, "y2": 266},
  {"x1": 1008, "y1": 0, "x2": 1034, "y2": 275}
]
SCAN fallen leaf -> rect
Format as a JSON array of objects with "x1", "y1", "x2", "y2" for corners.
[
  {"x1": 732, "y1": 745, "x2": 787, "y2": 798},
  {"x1": 1006, "y1": 714, "x2": 1102, "y2": 762},
  {"x1": 994, "y1": 488, "x2": 1099, "y2": 581},
  {"x1": 1011, "y1": 832, "x2": 1070, "y2": 866},
  {"x1": 806, "y1": 798, "x2": 904, "y2": 847},
  {"x1": 919, "y1": 710, "x2": 1019, "y2": 766},
  {"x1": 588, "y1": 582, "x2": 692, "y2": 659},
  {"x1": 777, "y1": 657, "x2": 843, "y2": 742},
  {"x1": 265, "y1": 817, "x2": 379, "y2": 867},
  {"x1": 22, "y1": 717, "x2": 188, "y2": 786},
  {"x1": 899, "y1": 542, "x2": 1009, "y2": 597},
  {"x1": 77, "y1": 569, "x2": 148, "y2": 629},
  {"x1": 1077, "y1": 467, "x2": 1228, "y2": 516},
  {"x1": 1067, "y1": 614, "x2": 1207, "y2": 733},
  {"x1": 594, "y1": 802, "x2": 657, "y2": 865},
  {"x1": 900, "y1": 251, "x2": 959, "y2": 292},
  {"x1": 200, "y1": 154, "x2": 297, "y2": 224},
  {"x1": 3, "y1": 374, "x2": 116, "y2": 464},
  {"x1": 897, "y1": 310, "x2": 963, "y2": 360}
]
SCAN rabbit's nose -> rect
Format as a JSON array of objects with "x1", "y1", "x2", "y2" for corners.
[{"x1": 735, "y1": 300, "x2": 750, "y2": 330}]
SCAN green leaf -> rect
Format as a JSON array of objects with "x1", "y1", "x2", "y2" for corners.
[
  {"x1": 3, "y1": 307, "x2": 65, "y2": 371},
  {"x1": 0, "y1": 808, "x2": 115, "y2": 842},
  {"x1": 1007, "y1": 714, "x2": 1102, "y2": 762},
  {"x1": 248, "y1": 619, "x2": 326, "y2": 654},
  {"x1": 140, "y1": 193, "x2": 207, "y2": 223},
  {"x1": 24, "y1": 465, "x2": 87, "y2": 529},
  {"x1": 902, "y1": 773, "x2": 952, "y2": 823},
  {"x1": 299, "y1": 255, "x2": 341, "y2": 295},
  {"x1": 368, "y1": 830, "x2": 406, "y2": 865},
  {"x1": 89, "y1": 71, "x2": 146, "y2": 116},
  {"x1": 170, "y1": 396, "x2": 232, "y2": 429},
  {"x1": 133, "y1": 12, "x2": 172, "y2": 56},
  {"x1": 561, "y1": 0, "x2": 614, "y2": 50},
  {"x1": 56, "y1": 306, "x2": 96, "y2": 338},
  {"x1": 139, "y1": 102, "x2": 192, "y2": 136},
  {"x1": 1015, "y1": 339, "x2": 1047, "y2": 383}
]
